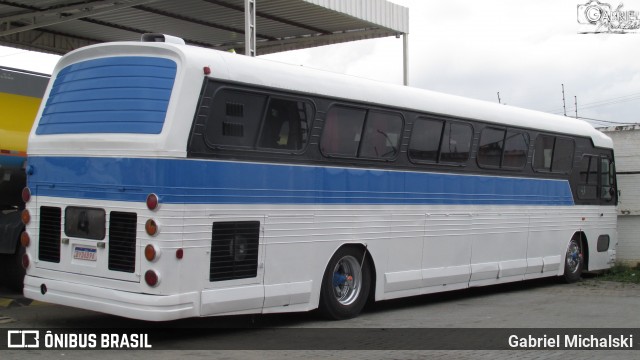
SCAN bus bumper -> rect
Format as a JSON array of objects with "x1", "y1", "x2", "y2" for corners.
[{"x1": 23, "y1": 275, "x2": 200, "y2": 321}]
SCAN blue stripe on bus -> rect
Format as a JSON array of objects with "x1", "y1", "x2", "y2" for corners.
[
  {"x1": 27, "y1": 156, "x2": 575, "y2": 206},
  {"x1": 36, "y1": 57, "x2": 176, "y2": 135}
]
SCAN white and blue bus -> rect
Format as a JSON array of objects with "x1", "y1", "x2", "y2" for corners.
[{"x1": 22, "y1": 35, "x2": 617, "y2": 321}]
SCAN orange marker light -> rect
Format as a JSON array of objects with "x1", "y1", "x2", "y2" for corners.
[
  {"x1": 145, "y1": 244, "x2": 157, "y2": 262},
  {"x1": 145, "y1": 219, "x2": 159, "y2": 236},
  {"x1": 20, "y1": 232, "x2": 30, "y2": 247},
  {"x1": 21, "y1": 209, "x2": 30, "y2": 225}
]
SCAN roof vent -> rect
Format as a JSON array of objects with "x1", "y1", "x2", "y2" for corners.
[{"x1": 141, "y1": 33, "x2": 185, "y2": 45}]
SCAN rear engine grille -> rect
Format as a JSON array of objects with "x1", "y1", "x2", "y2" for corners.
[
  {"x1": 210, "y1": 221, "x2": 259, "y2": 282},
  {"x1": 38, "y1": 206, "x2": 61, "y2": 263},
  {"x1": 108, "y1": 211, "x2": 137, "y2": 273}
]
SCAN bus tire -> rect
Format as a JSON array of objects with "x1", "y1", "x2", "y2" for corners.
[
  {"x1": 562, "y1": 237, "x2": 583, "y2": 283},
  {"x1": 319, "y1": 247, "x2": 371, "y2": 320}
]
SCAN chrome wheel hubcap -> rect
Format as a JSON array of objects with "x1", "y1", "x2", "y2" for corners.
[
  {"x1": 566, "y1": 241, "x2": 582, "y2": 274},
  {"x1": 331, "y1": 255, "x2": 362, "y2": 306}
]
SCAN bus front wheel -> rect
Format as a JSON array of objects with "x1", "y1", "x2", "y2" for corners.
[
  {"x1": 562, "y1": 237, "x2": 583, "y2": 283},
  {"x1": 319, "y1": 247, "x2": 371, "y2": 320}
]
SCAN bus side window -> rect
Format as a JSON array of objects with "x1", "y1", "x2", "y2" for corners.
[
  {"x1": 477, "y1": 127, "x2": 505, "y2": 168},
  {"x1": 552, "y1": 138, "x2": 574, "y2": 173},
  {"x1": 359, "y1": 111, "x2": 402, "y2": 160},
  {"x1": 408, "y1": 118, "x2": 444, "y2": 163},
  {"x1": 258, "y1": 98, "x2": 312, "y2": 151},
  {"x1": 408, "y1": 118, "x2": 472, "y2": 164},
  {"x1": 577, "y1": 155, "x2": 598, "y2": 200},
  {"x1": 440, "y1": 122, "x2": 472, "y2": 163},
  {"x1": 532, "y1": 135, "x2": 574, "y2": 173},
  {"x1": 320, "y1": 106, "x2": 366, "y2": 157},
  {"x1": 502, "y1": 130, "x2": 529, "y2": 169},
  {"x1": 601, "y1": 158, "x2": 614, "y2": 202},
  {"x1": 533, "y1": 135, "x2": 554, "y2": 171}
]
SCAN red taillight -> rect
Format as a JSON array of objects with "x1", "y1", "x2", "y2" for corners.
[
  {"x1": 145, "y1": 270, "x2": 159, "y2": 287},
  {"x1": 146, "y1": 193, "x2": 159, "y2": 211},
  {"x1": 22, "y1": 187, "x2": 31, "y2": 203},
  {"x1": 20, "y1": 232, "x2": 30, "y2": 247},
  {"x1": 21, "y1": 209, "x2": 30, "y2": 225},
  {"x1": 145, "y1": 244, "x2": 157, "y2": 262},
  {"x1": 176, "y1": 248, "x2": 184, "y2": 259},
  {"x1": 203, "y1": 66, "x2": 211, "y2": 75},
  {"x1": 22, "y1": 254, "x2": 29, "y2": 269},
  {"x1": 145, "y1": 219, "x2": 159, "y2": 236}
]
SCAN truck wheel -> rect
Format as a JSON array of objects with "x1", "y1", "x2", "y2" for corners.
[
  {"x1": 319, "y1": 247, "x2": 371, "y2": 320},
  {"x1": 3, "y1": 242, "x2": 26, "y2": 291}
]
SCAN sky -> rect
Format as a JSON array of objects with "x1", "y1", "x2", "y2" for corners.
[{"x1": 1, "y1": 0, "x2": 639, "y2": 127}]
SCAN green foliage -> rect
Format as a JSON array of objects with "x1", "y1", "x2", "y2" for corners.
[{"x1": 597, "y1": 263, "x2": 640, "y2": 284}]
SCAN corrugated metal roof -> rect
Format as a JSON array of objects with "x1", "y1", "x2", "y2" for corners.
[{"x1": 0, "y1": 0, "x2": 408, "y2": 55}]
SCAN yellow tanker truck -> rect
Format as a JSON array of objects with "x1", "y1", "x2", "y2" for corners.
[{"x1": 0, "y1": 66, "x2": 48, "y2": 290}]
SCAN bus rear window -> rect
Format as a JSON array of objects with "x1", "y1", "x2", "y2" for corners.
[{"x1": 36, "y1": 56, "x2": 176, "y2": 135}]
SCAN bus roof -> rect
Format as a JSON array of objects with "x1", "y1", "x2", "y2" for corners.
[
  {"x1": 213, "y1": 49, "x2": 612, "y2": 149},
  {"x1": 49, "y1": 41, "x2": 614, "y2": 149}
]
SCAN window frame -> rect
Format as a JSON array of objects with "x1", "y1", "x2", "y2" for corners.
[
  {"x1": 408, "y1": 116, "x2": 473, "y2": 166},
  {"x1": 255, "y1": 95, "x2": 315, "y2": 153},
  {"x1": 600, "y1": 156, "x2": 616, "y2": 204},
  {"x1": 532, "y1": 134, "x2": 575, "y2": 175},
  {"x1": 202, "y1": 85, "x2": 316, "y2": 155},
  {"x1": 476, "y1": 126, "x2": 529, "y2": 171},
  {"x1": 319, "y1": 104, "x2": 404, "y2": 162}
]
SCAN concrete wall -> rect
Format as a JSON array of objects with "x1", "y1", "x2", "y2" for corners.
[{"x1": 601, "y1": 125, "x2": 640, "y2": 266}]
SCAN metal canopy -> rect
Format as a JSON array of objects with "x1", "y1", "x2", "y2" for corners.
[{"x1": 0, "y1": 0, "x2": 409, "y2": 56}]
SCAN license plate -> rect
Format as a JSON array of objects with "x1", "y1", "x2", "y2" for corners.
[{"x1": 73, "y1": 246, "x2": 97, "y2": 261}]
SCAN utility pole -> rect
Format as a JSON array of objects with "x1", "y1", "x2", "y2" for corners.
[
  {"x1": 574, "y1": 96, "x2": 578, "y2": 119},
  {"x1": 561, "y1": 84, "x2": 567, "y2": 116},
  {"x1": 497, "y1": 92, "x2": 501, "y2": 104}
]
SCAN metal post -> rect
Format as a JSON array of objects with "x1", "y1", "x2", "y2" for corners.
[
  {"x1": 244, "y1": 0, "x2": 256, "y2": 56},
  {"x1": 403, "y1": 33, "x2": 409, "y2": 86}
]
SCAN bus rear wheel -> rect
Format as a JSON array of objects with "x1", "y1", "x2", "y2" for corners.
[
  {"x1": 562, "y1": 238, "x2": 583, "y2": 283},
  {"x1": 319, "y1": 247, "x2": 371, "y2": 320}
]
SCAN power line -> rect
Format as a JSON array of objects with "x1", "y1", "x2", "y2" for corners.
[
  {"x1": 576, "y1": 116, "x2": 636, "y2": 125},
  {"x1": 547, "y1": 90, "x2": 640, "y2": 113}
]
